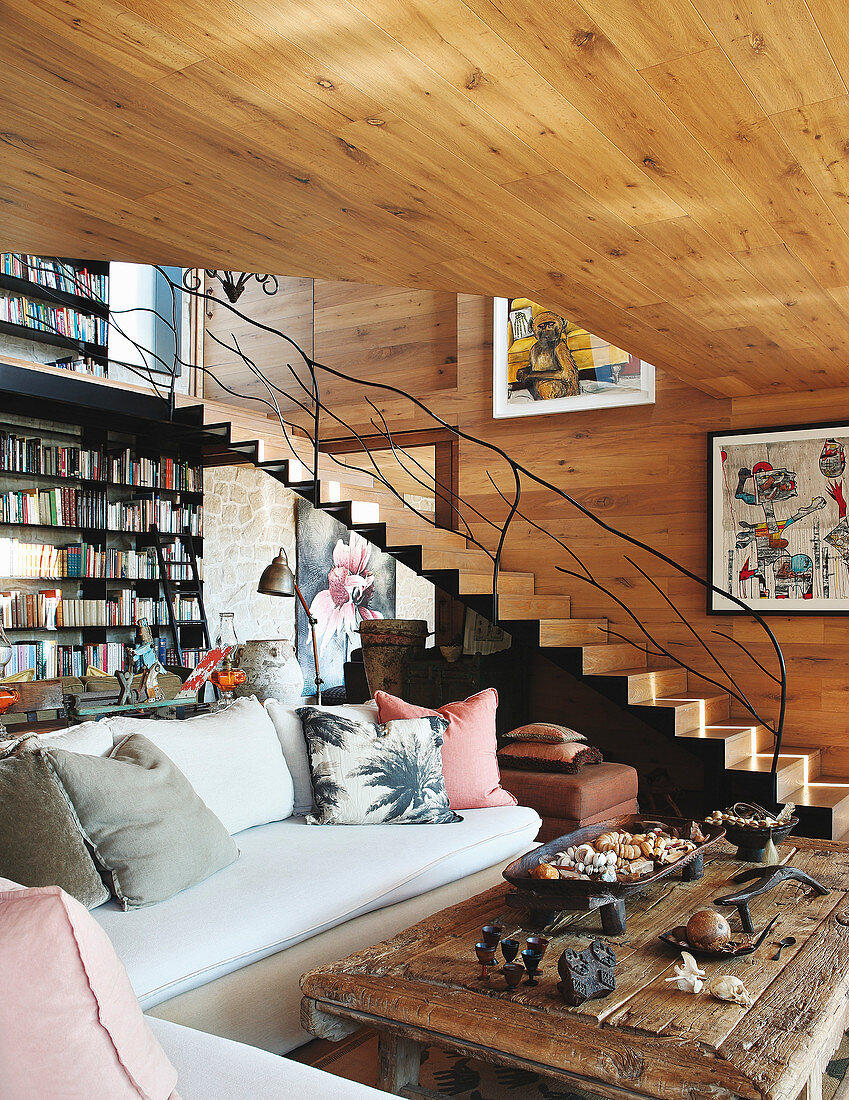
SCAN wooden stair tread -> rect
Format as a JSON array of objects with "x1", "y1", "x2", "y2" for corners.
[
  {"x1": 496, "y1": 594, "x2": 572, "y2": 620},
  {"x1": 680, "y1": 726, "x2": 755, "y2": 741},
  {"x1": 457, "y1": 573, "x2": 535, "y2": 595},
  {"x1": 785, "y1": 781, "x2": 849, "y2": 809},
  {"x1": 640, "y1": 692, "x2": 730, "y2": 706},
  {"x1": 728, "y1": 751, "x2": 818, "y2": 774},
  {"x1": 702, "y1": 719, "x2": 763, "y2": 730},
  {"x1": 538, "y1": 619, "x2": 609, "y2": 646},
  {"x1": 591, "y1": 666, "x2": 680, "y2": 679}
]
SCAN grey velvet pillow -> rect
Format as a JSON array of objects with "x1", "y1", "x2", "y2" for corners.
[
  {"x1": 0, "y1": 744, "x2": 109, "y2": 909},
  {"x1": 45, "y1": 733, "x2": 239, "y2": 910}
]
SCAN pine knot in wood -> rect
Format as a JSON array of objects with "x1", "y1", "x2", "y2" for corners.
[{"x1": 600, "y1": 1045, "x2": 645, "y2": 1083}]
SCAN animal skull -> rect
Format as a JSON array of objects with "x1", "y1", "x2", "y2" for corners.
[
  {"x1": 665, "y1": 951, "x2": 706, "y2": 994},
  {"x1": 709, "y1": 974, "x2": 753, "y2": 1007}
]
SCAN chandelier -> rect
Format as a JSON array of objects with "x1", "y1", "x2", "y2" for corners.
[{"x1": 183, "y1": 270, "x2": 279, "y2": 303}]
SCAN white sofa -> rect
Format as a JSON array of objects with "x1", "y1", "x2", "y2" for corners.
[
  {"x1": 101, "y1": 806, "x2": 540, "y2": 1052},
  {"x1": 150, "y1": 1018, "x2": 391, "y2": 1099},
  {"x1": 38, "y1": 699, "x2": 541, "y2": 1055}
]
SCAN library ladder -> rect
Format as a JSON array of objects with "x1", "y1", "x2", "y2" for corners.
[{"x1": 149, "y1": 524, "x2": 211, "y2": 667}]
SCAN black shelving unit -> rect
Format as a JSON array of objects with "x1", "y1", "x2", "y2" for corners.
[
  {"x1": 0, "y1": 255, "x2": 110, "y2": 375},
  {"x1": 0, "y1": 411, "x2": 205, "y2": 678},
  {"x1": 0, "y1": 273, "x2": 109, "y2": 317}
]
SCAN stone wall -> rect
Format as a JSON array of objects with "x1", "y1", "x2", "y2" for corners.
[{"x1": 203, "y1": 464, "x2": 435, "y2": 648}]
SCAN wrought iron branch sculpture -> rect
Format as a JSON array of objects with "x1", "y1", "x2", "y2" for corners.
[{"x1": 27, "y1": 262, "x2": 786, "y2": 775}]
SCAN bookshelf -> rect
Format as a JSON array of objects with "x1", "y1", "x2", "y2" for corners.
[
  {"x1": 0, "y1": 412, "x2": 205, "y2": 679},
  {"x1": 0, "y1": 255, "x2": 110, "y2": 378}
]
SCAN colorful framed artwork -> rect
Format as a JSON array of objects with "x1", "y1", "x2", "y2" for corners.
[
  {"x1": 709, "y1": 422, "x2": 849, "y2": 614},
  {"x1": 296, "y1": 498, "x2": 396, "y2": 692},
  {"x1": 492, "y1": 297, "x2": 655, "y2": 419}
]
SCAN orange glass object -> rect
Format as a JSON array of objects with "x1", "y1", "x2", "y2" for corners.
[
  {"x1": 0, "y1": 687, "x2": 20, "y2": 714},
  {"x1": 210, "y1": 667, "x2": 247, "y2": 692}
]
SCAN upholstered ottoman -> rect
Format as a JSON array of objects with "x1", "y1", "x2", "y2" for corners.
[{"x1": 499, "y1": 762, "x2": 639, "y2": 843}]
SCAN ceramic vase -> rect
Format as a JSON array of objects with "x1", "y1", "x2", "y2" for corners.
[
  {"x1": 234, "y1": 639, "x2": 305, "y2": 704},
  {"x1": 357, "y1": 619, "x2": 428, "y2": 696}
]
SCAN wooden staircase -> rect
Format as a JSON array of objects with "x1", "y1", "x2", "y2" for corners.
[{"x1": 185, "y1": 402, "x2": 849, "y2": 841}]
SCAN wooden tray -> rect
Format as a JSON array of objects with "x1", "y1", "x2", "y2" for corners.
[
  {"x1": 659, "y1": 914, "x2": 779, "y2": 957},
  {"x1": 502, "y1": 814, "x2": 726, "y2": 935}
]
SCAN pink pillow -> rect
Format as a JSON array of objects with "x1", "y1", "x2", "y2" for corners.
[
  {"x1": 0, "y1": 880, "x2": 178, "y2": 1100},
  {"x1": 375, "y1": 688, "x2": 517, "y2": 809}
]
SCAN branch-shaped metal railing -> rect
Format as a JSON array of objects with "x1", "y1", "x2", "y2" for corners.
[{"x1": 6, "y1": 262, "x2": 787, "y2": 774}]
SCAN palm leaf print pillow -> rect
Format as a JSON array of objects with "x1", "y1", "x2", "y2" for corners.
[{"x1": 296, "y1": 708, "x2": 461, "y2": 825}]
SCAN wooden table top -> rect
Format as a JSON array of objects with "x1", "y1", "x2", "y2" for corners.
[{"x1": 301, "y1": 837, "x2": 849, "y2": 1100}]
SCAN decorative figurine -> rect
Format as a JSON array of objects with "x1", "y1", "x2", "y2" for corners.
[
  {"x1": 557, "y1": 940, "x2": 616, "y2": 1005},
  {"x1": 131, "y1": 618, "x2": 165, "y2": 702},
  {"x1": 715, "y1": 865, "x2": 830, "y2": 933}
]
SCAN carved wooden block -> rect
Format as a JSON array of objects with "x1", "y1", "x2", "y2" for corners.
[{"x1": 556, "y1": 940, "x2": 616, "y2": 1006}]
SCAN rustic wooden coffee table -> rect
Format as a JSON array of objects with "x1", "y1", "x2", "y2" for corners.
[{"x1": 301, "y1": 836, "x2": 849, "y2": 1100}]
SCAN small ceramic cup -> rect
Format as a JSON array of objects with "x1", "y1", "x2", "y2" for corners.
[
  {"x1": 526, "y1": 935, "x2": 549, "y2": 958},
  {"x1": 481, "y1": 924, "x2": 505, "y2": 948},
  {"x1": 520, "y1": 948, "x2": 542, "y2": 986},
  {"x1": 501, "y1": 962, "x2": 524, "y2": 989},
  {"x1": 475, "y1": 941, "x2": 497, "y2": 979},
  {"x1": 501, "y1": 938, "x2": 520, "y2": 964}
]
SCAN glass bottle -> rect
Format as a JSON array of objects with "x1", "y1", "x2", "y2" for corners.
[
  {"x1": 215, "y1": 612, "x2": 239, "y2": 651},
  {"x1": 211, "y1": 612, "x2": 243, "y2": 708}
]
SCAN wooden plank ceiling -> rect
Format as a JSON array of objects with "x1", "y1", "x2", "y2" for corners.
[{"x1": 2, "y1": 0, "x2": 849, "y2": 398}]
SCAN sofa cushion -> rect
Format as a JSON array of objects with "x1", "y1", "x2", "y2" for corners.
[
  {"x1": 497, "y1": 740, "x2": 603, "y2": 773},
  {"x1": 0, "y1": 880, "x2": 177, "y2": 1100},
  {"x1": 0, "y1": 747, "x2": 109, "y2": 909},
  {"x1": 298, "y1": 707, "x2": 460, "y2": 826},
  {"x1": 265, "y1": 700, "x2": 380, "y2": 815},
  {"x1": 148, "y1": 1018, "x2": 390, "y2": 1100},
  {"x1": 93, "y1": 805, "x2": 541, "y2": 1008},
  {"x1": 39, "y1": 719, "x2": 115, "y2": 756},
  {"x1": 499, "y1": 762, "x2": 639, "y2": 821},
  {"x1": 46, "y1": 735, "x2": 239, "y2": 910},
  {"x1": 106, "y1": 698, "x2": 294, "y2": 834},
  {"x1": 503, "y1": 722, "x2": 587, "y2": 744},
  {"x1": 375, "y1": 689, "x2": 516, "y2": 810}
]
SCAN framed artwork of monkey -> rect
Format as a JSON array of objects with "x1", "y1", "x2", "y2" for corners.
[{"x1": 492, "y1": 297, "x2": 655, "y2": 419}]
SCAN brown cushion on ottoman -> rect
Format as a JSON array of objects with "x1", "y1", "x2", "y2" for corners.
[
  {"x1": 498, "y1": 741, "x2": 603, "y2": 773},
  {"x1": 499, "y1": 761, "x2": 638, "y2": 822},
  {"x1": 503, "y1": 723, "x2": 586, "y2": 744}
]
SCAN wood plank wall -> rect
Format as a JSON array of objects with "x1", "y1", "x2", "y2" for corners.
[
  {"x1": 205, "y1": 279, "x2": 457, "y2": 414},
  {"x1": 204, "y1": 281, "x2": 849, "y2": 774}
]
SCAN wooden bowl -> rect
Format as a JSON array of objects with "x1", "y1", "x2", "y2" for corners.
[{"x1": 722, "y1": 817, "x2": 798, "y2": 861}]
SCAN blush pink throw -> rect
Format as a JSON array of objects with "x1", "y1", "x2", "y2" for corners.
[
  {"x1": 375, "y1": 688, "x2": 517, "y2": 809},
  {"x1": 0, "y1": 877, "x2": 178, "y2": 1099}
]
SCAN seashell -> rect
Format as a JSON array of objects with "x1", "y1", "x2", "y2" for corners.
[
  {"x1": 600, "y1": 866, "x2": 617, "y2": 882},
  {"x1": 709, "y1": 975, "x2": 753, "y2": 1007},
  {"x1": 575, "y1": 844, "x2": 595, "y2": 865},
  {"x1": 665, "y1": 951, "x2": 705, "y2": 994},
  {"x1": 593, "y1": 852, "x2": 606, "y2": 869},
  {"x1": 530, "y1": 862, "x2": 560, "y2": 880},
  {"x1": 605, "y1": 850, "x2": 617, "y2": 866}
]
